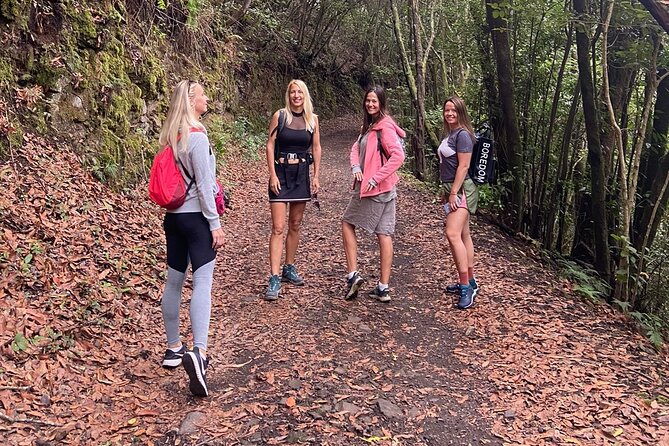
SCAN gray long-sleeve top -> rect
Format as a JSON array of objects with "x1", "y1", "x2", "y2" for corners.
[{"x1": 168, "y1": 131, "x2": 221, "y2": 231}]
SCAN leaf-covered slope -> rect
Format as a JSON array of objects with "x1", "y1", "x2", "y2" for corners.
[{"x1": 0, "y1": 132, "x2": 167, "y2": 442}]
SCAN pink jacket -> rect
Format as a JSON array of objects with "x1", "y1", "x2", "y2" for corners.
[{"x1": 350, "y1": 116, "x2": 406, "y2": 198}]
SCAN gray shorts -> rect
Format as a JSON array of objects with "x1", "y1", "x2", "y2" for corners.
[{"x1": 342, "y1": 193, "x2": 396, "y2": 235}]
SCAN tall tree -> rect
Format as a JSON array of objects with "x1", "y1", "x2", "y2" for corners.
[
  {"x1": 390, "y1": 0, "x2": 440, "y2": 180},
  {"x1": 634, "y1": 71, "x2": 669, "y2": 252},
  {"x1": 573, "y1": 0, "x2": 611, "y2": 282},
  {"x1": 485, "y1": 0, "x2": 524, "y2": 230}
]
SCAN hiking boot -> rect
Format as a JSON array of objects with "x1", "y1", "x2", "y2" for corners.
[
  {"x1": 162, "y1": 344, "x2": 186, "y2": 369},
  {"x1": 182, "y1": 347, "x2": 209, "y2": 397},
  {"x1": 265, "y1": 275, "x2": 281, "y2": 301},
  {"x1": 369, "y1": 286, "x2": 391, "y2": 303},
  {"x1": 281, "y1": 264, "x2": 305, "y2": 286},
  {"x1": 446, "y1": 278, "x2": 479, "y2": 295},
  {"x1": 345, "y1": 272, "x2": 365, "y2": 300},
  {"x1": 457, "y1": 284, "x2": 475, "y2": 310}
]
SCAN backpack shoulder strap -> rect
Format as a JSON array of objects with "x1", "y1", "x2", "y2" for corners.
[
  {"x1": 271, "y1": 110, "x2": 286, "y2": 137},
  {"x1": 376, "y1": 129, "x2": 390, "y2": 164},
  {"x1": 175, "y1": 127, "x2": 207, "y2": 180},
  {"x1": 272, "y1": 110, "x2": 286, "y2": 161}
]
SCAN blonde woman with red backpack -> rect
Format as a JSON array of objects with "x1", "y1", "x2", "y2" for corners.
[{"x1": 156, "y1": 80, "x2": 223, "y2": 397}]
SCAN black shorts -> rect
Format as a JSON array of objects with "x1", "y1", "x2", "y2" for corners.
[{"x1": 164, "y1": 212, "x2": 215, "y2": 273}]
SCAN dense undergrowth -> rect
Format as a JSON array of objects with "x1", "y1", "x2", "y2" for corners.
[{"x1": 0, "y1": 0, "x2": 359, "y2": 189}]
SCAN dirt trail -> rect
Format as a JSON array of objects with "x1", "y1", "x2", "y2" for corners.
[
  {"x1": 4, "y1": 120, "x2": 668, "y2": 446},
  {"x1": 171, "y1": 116, "x2": 499, "y2": 445},
  {"x1": 155, "y1": 117, "x2": 669, "y2": 446}
]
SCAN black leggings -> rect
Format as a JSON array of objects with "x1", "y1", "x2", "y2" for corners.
[{"x1": 164, "y1": 212, "x2": 215, "y2": 273}]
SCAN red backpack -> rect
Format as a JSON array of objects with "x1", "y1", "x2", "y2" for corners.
[{"x1": 148, "y1": 129, "x2": 202, "y2": 210}]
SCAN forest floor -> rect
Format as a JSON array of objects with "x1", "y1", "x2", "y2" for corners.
[{"x1": 1, "y1": 117, "x2": 669, "y2": 446}]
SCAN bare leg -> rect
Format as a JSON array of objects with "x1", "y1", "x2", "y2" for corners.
[
  {"x1": 445, "y1": 209, "x2": 470, "y2": 280},
  {"x1": 284, "y1": 202, "x2": 306, "y2": 265},
  {"x1": 269, "y1": 203, "x2": 287, "y2": 275},
  {"x1": 377, "y1": 234, "x2": 393, "y2": 284},
  {"x1": 461, "y1": 214, "x2": 475, "y2": 272},
  {"x1": 342, "y1": 220, "x2": 358, "y2": 273}
]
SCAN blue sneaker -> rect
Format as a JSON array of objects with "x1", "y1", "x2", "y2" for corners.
[
  {"x1": 281, "y1": 264, "x2": 305, "y2": 286},
  {"x1": 265, "y1": 275, "x2": 281, "y2": 301},
  {"x1": 457, "y1": 284, "x2": 475, "y2": 309},
  {"x1": 368, "y1": 286, "x2": 391, "y2": 303},
  {"x1": 446, "y1": 278, "x2": 479, "y2": 295},
  {"x1": 345, "y1": 272, "x2": 365, "y2": 300}
]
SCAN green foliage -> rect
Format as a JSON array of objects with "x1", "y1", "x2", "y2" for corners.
[
  {"x1": 186, "y1": 0, "x2": 200, "y2": 27},
  {"x1": 0, "y1": 0, "x2": 29, "y2": 26},
  {"x1": 43, "y1": 327, "x2": 75, "y2": 353},
  {"x1": 208, "y1": 115, "x2": 265, "y2": 161},
  {"x1": 556, "y1": 258, "x2": 611, "y2": 301},
  {"x1": 476, "y1": 184, "x2": 504, "y2": 213},
  {"x1": 11, "y1": 332, "x2": 42, "y2": 353},
  {"x1": 628, "y1": 310, "x2": 665, "y2": 349}
]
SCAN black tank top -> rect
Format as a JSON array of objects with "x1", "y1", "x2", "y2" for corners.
[{"x1": 276, "y1": 113, "x2": 312, "y2": 155}]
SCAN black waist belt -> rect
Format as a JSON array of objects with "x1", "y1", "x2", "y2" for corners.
[{"x1": 276, "y1": 152, "x2": 308, "y2": 165}]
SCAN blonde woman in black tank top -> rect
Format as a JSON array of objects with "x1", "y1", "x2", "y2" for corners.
[{"x1": 264, "y1": 80, "x2": 322, "y2": 301}]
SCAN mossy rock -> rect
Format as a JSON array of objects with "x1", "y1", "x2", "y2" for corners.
[
  {"x1": 69, "y1": 8, "x2": 98, "y2": 48},
  {"x1": 0, "y1": 56, "x2": 15, "y2": 91},
  {"x1": 57, "y1": 93, "x2": 89, "y2": 124},
  {"x1": 0, "y1": 0, "x2": 29, "y2": 26}
]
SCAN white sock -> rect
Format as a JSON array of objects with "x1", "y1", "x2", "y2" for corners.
[
  {"x1": 168, "y1": 344, "x2": 183, "y2": 353},
  {"x1": 378, "y1": 282, "x2": 389, "y2": 291},
  {"x1": 347, "y1": 271, "x2": 357, "y2": 280}
]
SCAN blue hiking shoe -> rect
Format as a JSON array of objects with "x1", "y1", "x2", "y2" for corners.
[
  {"x1": 265, "y1": 275, "x2": 281, "y2": 301},
  {"x1": 281, "y1": 264, "x2": 305, "y2": 286},
  {"x1": 457, "y1": 284, "x2": 475, "y2": 310},
  {"x1": 345, "y1": 272, "x2": 365, "y2": 300},
  {"x1": 368, "y1": 286, "x2": 391, "y2": 303},
  {"x1": 446, "y1": 278, "x2": 479, "y2": 295}
]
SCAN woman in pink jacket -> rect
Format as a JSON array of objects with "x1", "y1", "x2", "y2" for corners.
[{"x1": 342, "y1": 86, "x2": 406, "y2": 302}]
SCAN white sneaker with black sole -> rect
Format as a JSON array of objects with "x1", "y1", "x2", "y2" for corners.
[
  {"x1": 182, "y1": 347, "x2": 209, "y2": 397},
  {"x1": 162, "y1": 345, "x2": 186, "y2": 369}
]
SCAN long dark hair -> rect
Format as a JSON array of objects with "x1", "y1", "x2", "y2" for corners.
[{"x1": 362, "y1": 85, "x2": 388, "y2": 133}]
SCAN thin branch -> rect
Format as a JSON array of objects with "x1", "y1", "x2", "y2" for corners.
[
  {"x1": 0, "y1": 412, "x2": 62, "y2": 427},
  {"x1": 0, "y1": 386, "x2": 31, "y2": 391}
]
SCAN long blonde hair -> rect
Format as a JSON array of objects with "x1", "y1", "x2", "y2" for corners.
[
  {"x1": 283, "y1": 79, "x2": 316, "y2": 132},
  {"x1": 442, "y1": 95, "x2": 476, "y2": 142},
  {"x1": 158, "y1": 80, "x2": 205, "y2": 157}
]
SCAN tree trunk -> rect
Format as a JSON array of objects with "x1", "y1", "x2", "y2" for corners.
[
  {"x1": 411, "y1": 0, "x2": 426, "y2": 180},
  {"x1": 473, "y1": 9, "x2": 502, "y2": 160},
  {"x1": 638, "y1": 0, "x2": 669, "y2": 35},
  {"x1": 485, "y1": 0, "x2": 523, "y2": 230},
  {"x1": 541, "y1": 25, "x2": 574, "y2": 248},
  {"x1": 573, "y1": 0, "x2": 611, "y2": 282},
  {"x1": 634, "y1": 70, "x2": 669, "y2": 250},
  {"x1": 390, "y1": 0, "x2": 440, "y2": 180}
]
